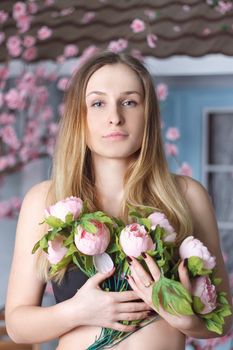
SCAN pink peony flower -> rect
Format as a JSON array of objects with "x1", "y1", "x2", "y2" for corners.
[
  {"x1": 75, "y1": 221, "x2": 110, "y2": 255},
  {"x1": 47, "y1": 236, "x2": 68, "y2": 264},
  {"x1": 119, "y1": 223, "x2": 155, "y2": 258},
  {"x1": 148, "y1": 212, "x2": 177, "y2": 243},
  {"x1": 166, "y1": 127, "x2": 180, "y2": 141},
  {"x1": 192, "y1": 276, "x2": 217, "y2": 314},
  {"x1": 37, "y1": 26, "x2": 52, "y2": 40},
  {"x1": 45, "y1": 196, "x2": 83, "y2": 222},
  {"x1": 147, "y1": 33, "x2": 158, "y2": 48},
  {"x1": 179, "y1": 162, "x2": 193, "y2": 177},
  {"x1": 130, "y1": 19, "x2": 146, "y2": 33},
  {"x1": 156, "y1": 83, "x2": 168, "y2": 101},
  {"x1": 179, "y1": 236, "x2": 216, "y2": 269}
]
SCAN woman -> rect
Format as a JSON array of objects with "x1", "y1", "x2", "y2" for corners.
[{"x1": 5, "y1": 51, "x2": 232, "y2": 350}]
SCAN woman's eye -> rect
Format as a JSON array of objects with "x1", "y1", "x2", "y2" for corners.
[
  {"x1": 92, "y1": 101, "x2": 104, "y2": 107},
  {"x1": 122, "y1": 100, "x2": 137, "y2": 107}
]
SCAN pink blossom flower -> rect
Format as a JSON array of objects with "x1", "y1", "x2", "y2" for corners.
[
  {"x1": 13, "y1": 2, "x2": 26, "y2": 19},
  {"x1": 56, "y1": 55, "x2": 65, "y2": 63},
  {"x1": 47, "y1": 236, "x2": 68, "y2": 264},
  {"x1": 17, "y1": 15, "x2": 32, "y2": 33},
  {"x1": 0, "y1": 92, "x2": 3, "y2": 108},
  {"x1": 45, "y1": 196, "x2": 83, "y2": 222},
  {"x1": 48, "y1": 122, "x2": 59, "y2": 135},
  {"x1": 64, "y1": 44, "x2": 79, "y2": 58},
  {"x1": 23, "y1": 47, "x2": 37, "y2": 61},
  {"x1": 130, "y1": 18, "x2": 146, "y2": 33},
  {"x1": 173, "y1": 25, "x2": 181, "y2": 32},
  {"x1": 0, "y1": 10, "x2": 8, "y2": 24},
  {"x1": 119, "y1": 223, "x2": 155, "y2": 258},
  {"x1": 0, "y1": 32, "x2": 5, "y2": 44},
  {"x1": 192, "y1": 276, "x2": 217, "y2": 314},
  {"x1": 81, "y1": 11, "x2": 96, "y2": 24},
  {"x1": 41, "y1": 106, "x2": 53, "y2": 121},
  {"x1": 144, "y1": 9, "x2": 156, "y2": 19},
  {"x1": 165, "y1": 127, "x2": 180, "y2": 141},
  {"x1": 0, "y1": 125, "x2": 20, "y2": 149},
  {"x1": 0, "y1": 113, "x2": 15, "y2": 124},
  {"x1": 165, "y1": 143, "x2": 178, "y2": 157},
  {"x1": 57, "y1": 77, "x2": 69, "y2": 91},
  {"x1": 6, "y1": 36, "x2": 22, "y2": 57},
  {"x1": 179, "y1": 236, "x2": 216, "y2": 269},
  {"x1": 58, "y1": 103, "x2": 65, "y2": 117},
  {"x1": 216, "y1": 1, "x2": 233, "y2": 14},
  {"x1": 5, "y1": 88, "x2": 25, "y2": 110},
  {"x1": 182, "y1": 5, "x2": 191, "y2": 11},
  {"x1": 203, "y1": 28, "x2": 211, "y2": 36},
  {"x1": 60, "y1": 7, "x2": 75, "y2": 16},
  {"x1": 75, "y1": 221, "x2": 110, "y2": 255},
  {"x1": 130, "y1": 49, "x2": 144, "y2": 62},
  {"x1": 108, "y1": 39, "x2": 128, "y2": 53},
  {"x1": 78, "y1": 45, "x2": 99, "y2": 66},
  {"x1": 0, "y1": 155, "x2": 16, "y2": 171},
  {"x1": 156, "y1": 83, "x2": 168, "y2": 101},
  {"x1": 37, "y1": 26, "x2": 52, "y2": 40},
  {"x1": 148, "y1": 212, "x2": 177, "y2": 243},
  {"x1": 23, "y1": 35, "x2": 36, "y2": 48},
  {"x1": 179, "y1": 162, "x2": 193, "y2": 177},
  {"x1": 28, "y1": 2, "x2": 38, "y2": 14},
  {"x1": 147, "y1": 33, "x2": 158, "y2": 48},
  {"x1": 0, "y1": 67, "x2": 8, "y2": 80}
]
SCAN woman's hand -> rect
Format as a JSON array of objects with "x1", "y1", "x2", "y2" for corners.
[
  {"x1": 69, "y1": 267, "x2": 153, "y2": 332},
  {"x1": 126, "y1": 254, "x2": 200, "y2": 331}
]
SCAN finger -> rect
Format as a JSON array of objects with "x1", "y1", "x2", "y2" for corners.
[
  {"x1": 117, "y1": 301, "x2": 151, "y2": 313},
  {"x1": 142, "y1": 253, "x2": 160, "y2": 282},
  {"x1": 178, "y1": 260, "x2": 192, "y2": 293},
  {"x1": 109, "y1": 290, "x2": 139, "y2": 302},
  {"x1": 117, "y1": 310, "x2": 151, "y2": 322},
  {"x1": 88, "y1": 267, "x2": 115, "y2": 287},
  {"x1": 129, "y1": 257, "x2": 153, "y2": 288}
]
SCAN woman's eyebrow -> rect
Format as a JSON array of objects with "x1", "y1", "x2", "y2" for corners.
[{"x1": 86, "y1": 90, "x2": 142, "y2": 97}]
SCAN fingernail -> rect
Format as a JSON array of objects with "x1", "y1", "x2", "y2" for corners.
[
  {"x1": 134, "y1": 325, "x2": 141, "y2": 329},
  {"x1": 125, "y1": 275, "x2": 129, "y2": 280},
  {"x1": 141, "y1": 252, "x2": 147, "y2": 258},
  {"x1": 183, "y1": 258, "x2": 188, "y2": 267},
  {"x1": 147, "y1": 310, "x2": 157, "y2": 316},
  {"x1": 126, "y1": 256, "x2": 132, "y2": 265}
]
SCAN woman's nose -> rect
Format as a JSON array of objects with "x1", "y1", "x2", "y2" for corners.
[{"x1": 108, "y1": 105, "x2": 124, "y2": 125}]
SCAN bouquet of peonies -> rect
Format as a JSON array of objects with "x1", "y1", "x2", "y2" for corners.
[{"x1": 32, "y1": 196, "x2": 231, "y2": 349}]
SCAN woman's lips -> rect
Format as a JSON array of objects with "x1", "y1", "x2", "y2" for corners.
[{"x1": 103, "y1": 132, "x2": 128, "y2": 140}]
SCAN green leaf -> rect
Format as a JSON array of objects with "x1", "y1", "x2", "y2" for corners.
[
  {"x1": 65, "y1": 243, "x2": 78, "y2": 256},
  {"x1": 138, "y1": 218, "x2": 151, "y2": 230},
  {"x1": 205, "y1": 319, "x2": 223, "y2": 335},
  {"x1": 45, "y1": 216, "x2": 65, "y2": 228},
  {"x1": 80, "y1": 220, "x2": 97, "y2": 233},
  {"x1": 31, "y1": 241, "x2": 40, "y2": 254},
  {"x1": 39, "y1": 236, "x2": 48, "y2": 250},
  {"x1": 64, "y1": 233, "x2": 74, "y2": 246},
  {"x1": 213, "y1": 277, "x2": 222, "y2": 286},
  {"x1": 65, "y1": 213, "x2": 74, "y2": 225},
  {"x1": 193, "y1": 296, "x2": 204, "y2": 313},
  {"x1": 49, "y1": 255, "x2": 72, "y2": 275},
  {"x1": 188, "y1": 256, "x2": 212, "y2": 276}
]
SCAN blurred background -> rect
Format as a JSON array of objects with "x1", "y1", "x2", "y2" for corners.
[{"x1": 0, "y1": 0, "x2": 233, "y2": 349}]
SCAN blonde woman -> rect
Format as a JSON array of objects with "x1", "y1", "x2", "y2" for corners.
[{"x1": 5, "y1": 52, "x2": 232, "y2": 350}]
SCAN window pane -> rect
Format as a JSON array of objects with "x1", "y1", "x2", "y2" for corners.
[
  {"x1": 208, "y1": 113, "x2": 233, "y2": 165},
  {"x1": 219, "y1": 229, "x2": 233, "y2": 273},
  {"x1": 208, "y1": 172, "x2": 233, "y2": 222}
]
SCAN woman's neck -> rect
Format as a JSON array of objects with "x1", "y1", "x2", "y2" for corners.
[{"x1": 92, "y1": 154, "x2": 129, "y2": 217}]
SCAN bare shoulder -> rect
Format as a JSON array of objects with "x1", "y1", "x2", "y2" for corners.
[{"x1": 174, "y1": 174, "x2": 209, "y2": 200}]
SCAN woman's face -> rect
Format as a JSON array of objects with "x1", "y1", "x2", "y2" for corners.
[{"x1": 85, "y1": 63, "x2": 145, "y2": 160}]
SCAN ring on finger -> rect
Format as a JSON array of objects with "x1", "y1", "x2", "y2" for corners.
[{"x1": 144, "y1": 280, "x2": 153, "y2": 288}]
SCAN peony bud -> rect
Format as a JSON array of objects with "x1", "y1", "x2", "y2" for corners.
[
  {"x1": 74, "y1": 220, "x2": 110, "y2": 255},
  {"x1": 148, "y1": 212, "x2": 177, "y2": 243},
  {"x1": 192, "y1": 276, "x2": 217, "y2": 314},
  {"x1": 47, "y1": 236, "x2": 68, "y2": 264},
  {"x1": 119, "y1": 223, "x2": 155, "y2": 258},
  {"x1": 45, "y1": 196, "x2": 83, "y2": 222},
  {"x1": 179, "y1": 236, "x2": 216, "y2": 269}
]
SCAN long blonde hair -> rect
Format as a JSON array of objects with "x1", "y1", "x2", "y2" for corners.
[{"x1": 38, "y1": 51, "x2": 193, "y2": 281}]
